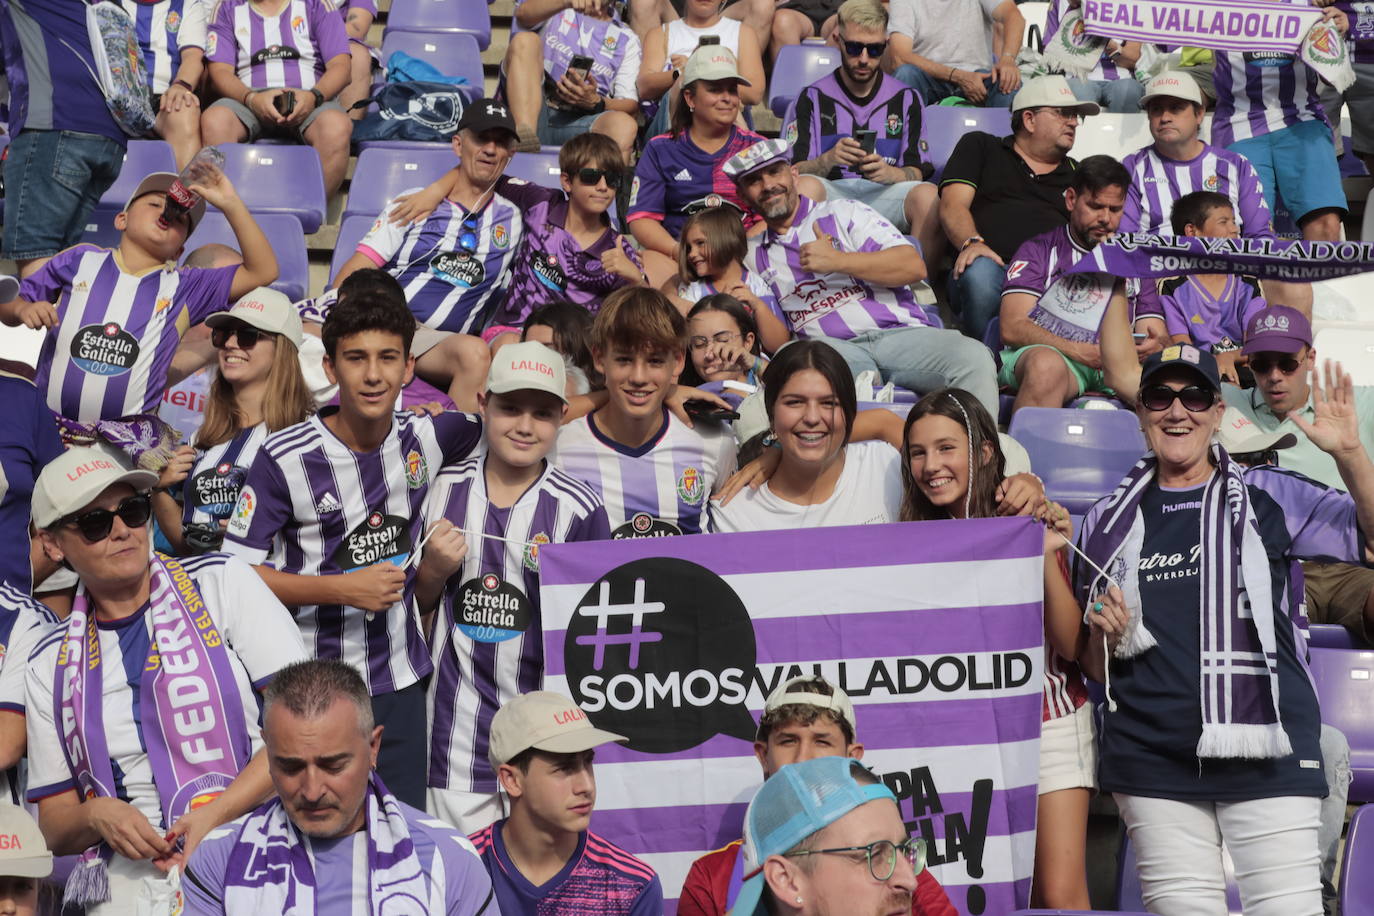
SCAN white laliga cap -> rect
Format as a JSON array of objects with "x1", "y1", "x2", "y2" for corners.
[
  {"x1": 31, "y1": 445, "x2": 158, "y2": 529},
  {"x1": 487, "y1": 691, "x2": 626, "y2": 770},
  {"x1": 681, "y1": 44, "x2": 752, "y2": 87},
  {"x1": 1139, "y1": 70, "x2": 1205, "y2": 107},
  {"x1": 1216, "y1": 406, "x2": 1297, "y2": 455},
  {"x1": 485, "y1": 341, "x2": 568, "y2": 404},
  {"x1": 205, "y1": 287, "x2": 305, "y2": 348},
  {"x1": 1011, "y1": 74, "x2": 1101, "y2": 116}
]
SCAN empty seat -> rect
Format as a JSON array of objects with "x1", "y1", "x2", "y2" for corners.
[
  {"x1": 84, "y1": 140, "x2": 179, "y2": 233},
  {"x1": 922, "y1": 106, "x2": 1011, "y2": 182},
  {"x1": 214, "y1": 143, "x2": 327, "y2": 233},
  {"x1": 504, "y1": 150, "x2": 564, "y2": 188},
  {"x1": 1341, "y1": 803, "x2": 1374, "y2": 916},
  {"x1": 183, "y1": 212, "x2": 310, "y2": 302},
  {"x1": 1007, "y1": 407, "x2": 1145, "y2": 513},
  {"x1": 1070, "y1": 112, "x2": 1152, "y2": 160},
  {"x1": 330, "y1": 214, "x2": 377, "y2": 285},
  {"x1": 379, "y1": 30, "x2": 483, "y2": 97},
  {"x1": 1314, "y1": 324, "x2": 1374, "y2": 387},
  {"x1": 343, "y1": 147, "x2": 457, "y2": 222},
  {"x1": 1310, "y1": 623, "x2": 1367, "y2": 650},
  {"x1": 384, "y1": 0, "x2": 491, "y2": 48},
  {"x1": 1020, "y1": 1, "x2": 1051, "y2": 54},
  {"x1": 768, "y1": 40, "x2": 839, "y2": 117},
  {"x1": 1308, "y1": 643, "x2": 1374, "y2": 802}
]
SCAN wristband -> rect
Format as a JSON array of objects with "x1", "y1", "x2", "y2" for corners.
[
  {"x1": 960, "y1": 235, "x2": 984, "y2": 251},
  {"x1": 243, "y1": 88, "x2": 256, "y2": 106},
  {"x1": 173, "y1": 79, "x2": 194, "y2": 92},
  {"x1": 948, "y1": 66, "x2": 956, "y2": 81},
  {"x1": 311, "y1": 88, "x2": 325, "y2": 108},
  {"x1": 590, "y1": 96, "x2": 606, "y2": 114}
]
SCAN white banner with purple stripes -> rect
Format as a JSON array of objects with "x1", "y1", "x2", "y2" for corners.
[{"x1": 540, "y1": 518, "x2": 1046, "y2": 916}]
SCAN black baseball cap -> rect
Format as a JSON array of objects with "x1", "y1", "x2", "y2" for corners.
[
  {"x1": 456, "y1": 98, "x2": 518, "y2": 139},
  {"x1": 1139, "y1": 343, "x2": 1222, "y2": 391}
]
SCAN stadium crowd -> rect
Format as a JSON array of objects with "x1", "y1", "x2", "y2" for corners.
[{"x1": 0, "y1": 0, "x2": 1371, "y2": 911}]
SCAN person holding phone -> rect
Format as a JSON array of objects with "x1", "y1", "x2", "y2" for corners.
[{"x1": 503, "y1": 0, "x2": 642, "y2": 163}]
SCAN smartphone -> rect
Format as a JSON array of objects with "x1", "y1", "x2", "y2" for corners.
[
  {"x1": 1132, "y1": 332, "x2": 1148, "y2": 340},
  {"x1": 274, "y1": 91, "x2": 295, "y2": 116},
  {"x1": 698, "y1": 34, "x2": 721, "y2": 46},
  {"x1": 855, "y1": 129, "x2": 877, "y2": 154},
  {"x1": 684, "y1": 400, "x2": 740, "y2": 422},
  {"x1": 565, "y1": 54, "x2": 594, "y2": 83}
]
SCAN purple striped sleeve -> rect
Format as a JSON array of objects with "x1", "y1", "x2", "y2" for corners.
[
  {"x1": 181, "y1": 264, "x2": 239, "y2": 325},
  {"x1": 310, "y1": 0, "x2": 351, "y2": 63}
]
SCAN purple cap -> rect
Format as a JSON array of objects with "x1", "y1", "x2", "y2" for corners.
[{"x1": 1241, "y1": 305, "x2": 1312, "y2": 355}]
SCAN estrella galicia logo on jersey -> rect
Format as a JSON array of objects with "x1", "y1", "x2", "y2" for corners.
[
  {"x1": 333, "y1": 510, "x2": 411, "y2": 570},
  {"x1": 190, "y1": 463, "x2": 246, "y2": 518},
  {"x1": 886, "y1": 114, "x2": 901, "y2": 137},
  {"x1": 532, "y1": 252, "x2": 567, "y2": 292},
  {"x1": 492, "y1": 223, "x2": 510, "y2": 249},
  {"x1": 1243, "y1": 50, "x2": 1294, "y2": 67},
  {"x1": 612, "y1": 512, "x2": 681, "y2": 539},
  {"x1": 404, "y1": 449, "x2": 428, "y2": 489},
  {"x1": 251, "y1": 44, "x2": 302, "y2": 64},
  {"x1": 71, "y1": 323, "x2": 138, "y2": 376},
  {"x1": 429, "y1": 251, "x2": 485, "y2": 289},
  {"x1": 523, "y1": 532, "x2": 551, "y2": 571},
  {"x1": 226, "y1": 485, "x2": 256, "y2": 538},
  {"x1": 677, "y1": 467, "x2": 704, "y2": 504},
  {"x1": 456, "y1": 573, "x2": 531, "y2": 643}
]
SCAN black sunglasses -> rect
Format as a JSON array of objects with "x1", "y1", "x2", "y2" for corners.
[
  {"x1": 841, "y1": 39, "x2": 887, "y2": 58},
  {"x1": 1140, "y1": 383, "x2": 1217, "y2": 412},
  {"x1": 61, "y1": 493, "x2": 153, "y2": 542},
  {"x1": 1249, "y1": 354, "x2": 1302, "y2": 375},
  {"x1": 211, "y1": 322, "x2": 266, "y2": 350},
  {"x1": 572, "y1": 167, "x2": 624, "y2": 189}
]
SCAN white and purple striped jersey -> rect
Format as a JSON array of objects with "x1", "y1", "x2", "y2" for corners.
[
  {"x1": 1004, "y1": 225, "x2": 1164, "y2": 322},
  {"x1": 1337, "y1": 0, "x2": 1374, "y2": 63},
  {"x1": 356, "y1": 184, "x2": 525, "y2": 335},
  {"x1": 422, "y1": 457, "x2": 609, "y2": 793},
  {"x1": 527, "y1": 5, "x2": 640, "y2": 101},
  {"x1": 552, "y1": 410, "x2": 736, "y2": 538},
  {"x1": 181, "y1": 424, "x2": 270, "y2": 528},
  {"x1": 222, "y1": 410, "x2": 483, "y2": 695},
  {"x1": 1120, "y1": 142, "x2": 1275, "y2": 238},
  {"x1": 0, "y1": 584, "x2": 58, "y2": 804},
  {"x1": 124, "y1": 0, "x2": 210, "y2": 95},
  {"x1": 677, "y1": 271, "x2": 782, "y2": 320},
  {"x1": 1211, "y1": 28, "x2": 1329, "y2": 146},
  {"x1": 20, "y1": 246, "x2": 238, "y2": 423},
  {"x1": 207, "y1": 0, "x2": 349, "y2": 90},
  {"x1": 749, "y1": 196, "x2": 926, "y2": 340},
  {"x1": 23, "y1": 555, "x2": 306, "y2": 821}
]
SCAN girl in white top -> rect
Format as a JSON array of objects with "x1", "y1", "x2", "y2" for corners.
[{"x1": 638, "y1": 0, "x2": 766, "y2": 131}]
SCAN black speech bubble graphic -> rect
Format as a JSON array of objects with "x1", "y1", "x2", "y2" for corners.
[{"x1": 564, "y1": 557, "x2": 758, "y2": 754}]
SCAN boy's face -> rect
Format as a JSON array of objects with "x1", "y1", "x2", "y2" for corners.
[
  {"x1": 116, "y1": 192, "x2": 190, "y2": 259},
  {"x1": 322, "y1": 330, "x2": 415, "y2": 425},
  {"x1": 593, "y1": 344, "x2": 684, "y2": 423},
  {"x1": 1189, "y1": 206, "x2": 1240, "y2": 239},
  {"x1": 505, "y1": 750, "x2": 598, "y2": 835},
  {"x1": 560, "y1": 165, "x2": 621, "y2": 216},
  {"x1": 480, "y1": 389, "x2": 566, "y2": 470},
  {"x1": 754, "y1": 716, "x2": 863, "y2": 778}
]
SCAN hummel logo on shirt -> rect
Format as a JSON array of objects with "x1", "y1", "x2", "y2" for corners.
[{"x1": 315, "y1": 492, "x2": 343, "y2": 514}]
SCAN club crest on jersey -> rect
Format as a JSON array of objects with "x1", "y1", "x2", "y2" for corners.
[
  {"x1": 333, "y1": 511, "x2": 411, "y2": 569},
  {"x1": 227, "y1": 485, "x2": 256, "y2": 538},
  {"x1": 165, "y1": 10, "x2": 180, "y2": 32},
  {"x1": 603, "y1": 33, "x2": 617, "y2": 51},
  {"x1": 456, "y1": 574, "x2": 531, "y2": 642},
  {"x1": 886, "y1": 114, "x2": 901, "y2": 137},
  {"x1": 206, "y1": 33, "x2": 217, "y2": 56},
  {"x1": 71, "y1": 322, "x2": 138, "y2": 376},
  {"x1": 492, "y1": 223, "x2": 510, "y2": 249},
  {"x1": 291, "y1": 14, "x2": 307, "y2": 35},
  {"x1": 404, "y1": 449, "x2": 428, "y2": 488},
  {"x1": 677, "y1": 467, "x2": 704, "y2": 504},
  {"x1": 523, "y1": 532, "x2": 551, "y2": 571},
  {"x1": 1203, "y1": 174, "x2": 1219, "y2": 191},
  {"x1": 628, "y1": 176, "x2": 640, "y2": 207},
  {"x1": 785, "y1": 120, "x2": 798, "y2": 144}
]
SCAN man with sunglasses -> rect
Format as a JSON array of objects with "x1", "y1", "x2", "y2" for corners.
[
  {"x1": 23, "y1": 445, "x2": 307, "y2": 913},
  {"x1": 791, "y1": 0, "x2": 939, "y2": 260}
]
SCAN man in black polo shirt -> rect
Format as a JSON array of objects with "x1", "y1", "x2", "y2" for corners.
[{"x1": 938, "y1": 75, "x2": 1096, "y2": 339}]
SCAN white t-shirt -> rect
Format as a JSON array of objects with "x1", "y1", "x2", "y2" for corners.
[
  {"x1": 711, "y1": 441, "x2": 904, "y2": 532},
  {"x1": 888, "y1": 0, "x2": 1003, "y2": 72},
  {"x1": 664, "y1": 17, "x2": 742, "y2": 63}
]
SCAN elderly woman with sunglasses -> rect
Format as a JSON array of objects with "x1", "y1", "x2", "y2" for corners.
[
  {"x1": 1076, "y1": 303, "x2": 1374, "y2": 916},
  {"x1": 25, "y1": 446, "x2": 306, "y2": 914},
  {"x1": 152, "y1": 289, "x2": 314, "y2": 556}
]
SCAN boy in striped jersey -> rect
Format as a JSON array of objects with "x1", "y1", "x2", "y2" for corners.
[
  {"x1": 222, "y1": 289, "x2": 484, "y2": 808},
  {"x1": 416, "y1": 341, "x2": 610, "y2": 833},
  {"x1": 552, "y1": 287, "x2": 737, "y2": 537},
  {"x1": 471, "y1": 690, "x2": 663, "y2": 915},
  {"x1": 0, "y1": 169, "x2": 278, "y2": 425}
]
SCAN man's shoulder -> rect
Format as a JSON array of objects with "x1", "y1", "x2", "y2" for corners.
[
  {"x1": 398, "y1": 801, "x2": 483, "y2": 861},
  {"x1": 584, "y1": 830, "x2": 658, "y2": 885}
]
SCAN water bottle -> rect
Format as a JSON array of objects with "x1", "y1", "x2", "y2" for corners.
[{"x1": 161, "y1": 146, "x2": 226, "y2": 228}]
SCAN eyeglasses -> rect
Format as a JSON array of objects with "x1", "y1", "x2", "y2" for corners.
[
  {"x1": 60, "y1": 493, "x2": 153, "y2": 542},
  {"x1": 1249, "y1": 354, "x2": 1303, "y2": 375},
  {"x1": 785, "y1": 838, "x2": 926, "y2": 882},
  {"x1": 841, "y1": 39, "x2": 887, "y2": 58},
  {"x1": 573, "y1": 167, "x2": 625, "y2": 189},
  {"x1": 689, "y1": 330, "x2": 741, "y2": 351},
  {"x1": 457, "y1": 213, "x2": 481, "y2": 254},
  {"x1": 211, "y1": 322, "x2": 266, "y2": 350},
  {"x1": 1035, "y1": 106, "x2": 1084, "y2": 123},
  {"x1": 1140, "y1": 383, "x2": 1217, "y2": 412}
]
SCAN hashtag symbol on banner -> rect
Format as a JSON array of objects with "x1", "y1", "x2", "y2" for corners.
[{"x1": 574, "y1": 578, "x2": 665, "y2": 671}]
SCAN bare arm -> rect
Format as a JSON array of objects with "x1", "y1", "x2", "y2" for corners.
[
  {"x1": 637, "y1": 27, "x2": 675, "y2": 100},
  {"x1": 887, "y1": 31, "x2": 952, "y2": 78},
  {"x1": 1098, "y1": 283, "x2": 1141, "y2": 405},
  {"x1": 515, "y1": 0, "x2": 570, "y2": 29},
  {"x1": 1044, "y1": 555, "x2": 1086, "y2": 662},
  {"x1": 990, "y1": 0, "x2": 1025, "y2": 63},
  {"x1": 152, "y1": 492, "x2": 188, "y2": 555},
  {"x1": 1000, "y1": 290, "x2": 1099, "y2": 367},
  {"x1": 852, "y1": 408, "x2": 906, "y2": 450},
  {"x1": 735, "y1": 26, "x2": 766, "y2": 106},
  {"x1": 333, "y1": 251, "x2": 379, "y2": 288},
  {"x1": 629, "y1": 217, "x2": 679, "y2": 259},
  {"x1": 310, "y1": 52, "x2": 352, "y2": 101},
  {"x1": 0, "y1": 712, "x2": 23, "y2": 770}
]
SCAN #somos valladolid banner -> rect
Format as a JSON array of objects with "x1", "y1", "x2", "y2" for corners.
[{"x1": 539, "y1": 518, "x2": 1046, "y2": 916}]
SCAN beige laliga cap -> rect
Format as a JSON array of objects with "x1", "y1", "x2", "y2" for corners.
[
  {"x1": 487, "y1": 691, "x2": 627, "y2": 770},
  {"x1": 1139, "y1": 70, "x2": 1205, "y2": 107},
  {"x1": 0, "y1": 804, "x2": 54, "y2": 878},
  {"x1": 1216, "y1": 406, "x2": 1297, "y2": 455},
  {"x1": 31, "y1": 445, "x2": 158, "y2": 530},
  {"x1": 681, "y1": 45, "x2": 752, "y2": 87},
  {"x1": 205, "y1": 287, "x2": 304, "y2": 348},
  {"x1": 1011, "y1": 74, "x2": 1101, "y2": 116},
  {"x1": 485, "y1": 341, "x2": 568, "y2": 404},
  {"x1": 760, "y1": 675, "x2": 857, "y2": 737},
  {"x1": 124, "y1": 171, "x2": 208, "y2": 232}
]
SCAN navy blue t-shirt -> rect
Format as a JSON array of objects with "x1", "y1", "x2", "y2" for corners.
[
  {"x1": 0, "y1": 373, "x2": 63, "y2": 590},
  {"x1": 1098, "y1": 481, "x2": 1328, "y2": 801}
]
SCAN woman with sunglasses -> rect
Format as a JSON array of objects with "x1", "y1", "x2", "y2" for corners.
[
  {"x1": 1075, "y1": 338, "x2": 1374, "y2": 916},
  {"x1": 153, "y1": 288, "x2": 313, "y2": 554}
]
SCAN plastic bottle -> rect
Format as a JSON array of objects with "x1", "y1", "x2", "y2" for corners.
[{"x1": 161, "y1": 146, "x2": 226, "y2": 228}]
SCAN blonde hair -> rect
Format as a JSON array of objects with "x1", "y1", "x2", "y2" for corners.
[
  {"x1": 836, "y1": 0, "x2": 887, "y2": 32},
  {"x1": 195, "y1": 334, "x2": 314, "y2": 448}
]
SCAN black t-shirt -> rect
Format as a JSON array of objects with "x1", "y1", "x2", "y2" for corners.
[
  {"x1": 939, "y1": 132, "x2": 1075, "y2": 261},
  {"x1": 1097, "y1": 481, "x2": 1327, "y2": 801}
]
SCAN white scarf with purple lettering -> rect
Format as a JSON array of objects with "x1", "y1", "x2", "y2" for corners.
[{"x1": 58, "y1": 553, "x2": 250, "y2": 907}]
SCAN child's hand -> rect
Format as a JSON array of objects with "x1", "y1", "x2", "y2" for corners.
[
  {"x1": 157, "y1": 446, "x2": 196, "y2": 489},
  {"x1": 416, "y1": 520, "x2": 467, "y2": 583},
  {"x1": 705, "y1": 342, "x2": 754, "y2": 375},
  {"x1": 187, "y1": 165, "x2": 242, "y2": 211},
  {"x1": 1216, "y1": 350, "x2": 1240, "y2": 385},
  {"x1": 16, "y1": 300, "x2": 58, "y2": 329},
  {"x1": 387, "y1": 187, "x2": 445, "y2": 225},
  {"x1": 601, "y1": 241, "x2": 642, "y2": 283}
]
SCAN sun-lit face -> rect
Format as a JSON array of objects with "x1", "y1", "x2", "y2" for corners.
[
  {"x1": 837, "y1": 23, "x2": 886, "y2": 85},
  {"x1": 117, "y1": 192, "x2": 191, "y2": 260},
  {"x1": 502, "y1": 750, "x2": 598, "y2": 835},
  {"x1": 771, "y1": 369, "x2": 847, "y2": 471},
  {"x1": 1190, "y1": 206, "x2": 1240, "y2": 240},
  {"x1": 216, "y1": 323, "x2": 278, "y2": 388},
  {"x1": 1065, "y1": 183, "x2": 1126, "y2": 247},
  {"x1": 40, "y1": 483, "x2": 151, "y2": 594},
  {"x1": 736, "y1": 161, "x2": 797, "y2": 222},
  {"x1": 456, "y1": 127, "x2": 516, "y2": 188},
  {"x1": 1025, "y1": 105, "x2": 1080, "y2": 153},
  {"x1": 685, "y1": 78, "x2": 742, "y2": 128},
  {"x1": 1146, "y1": 97, "x2": 1204, "y2": 147},
  {"x1": 906, "y1": 414, "x2": 976, "y2": 517},
  {"x1": 266, "y1": 697, "x2": 381, "y2": 840},
  {"x1": 683, "y1": 224, "x2": 715, "y2": 279},
  {"x1": 593, "y1": 344, "x2": 684, "y2": 423},
  {"x1": 688, "y1": 309, "x2": 753, "y2": 383},
  {"x1": 480, "y1": 389, "x2": 566, "y2": 472},
  {"x1": 1137, "y1": 369, "x2": 1223, "y2": 475},
  {"x1": 1252, "y1": 345, "x2": 1314, "y2": 417},
  {"x1": 560, "y1": 164, "x2": 620, "y2": 216},
  {"x1": 774, "y1": 800, "x2": 917, "y2": 916},
  {"x1": 754, "y1": 717, "x2": 860, "y2": 777},
  {"x1": 323, "y1": 330, "x2": 415, "y2": 427}
]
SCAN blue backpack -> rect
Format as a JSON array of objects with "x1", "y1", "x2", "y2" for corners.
[{"x1": 351, "y1": 51, "x2": 477, "y2": 143}]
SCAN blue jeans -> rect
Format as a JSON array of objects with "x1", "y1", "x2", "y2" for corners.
[
  {"x1": 947, "y1": 254, "x2": 1006, "y2": 341},
  {"x1": 815, "y1": 326, "x2": 999, "y2": 417},
  {"x1": 3, "y1": 129, "x2": 124, "y2": 260},
  {"x1": 1067, "y1": 76, "x2": 1146, "y2": 113},
  {"x1": 892, "y1": 64, "x2": 1017, "y2": 108}
]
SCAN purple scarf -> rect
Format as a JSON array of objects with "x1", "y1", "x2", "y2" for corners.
[
  {"x1": 56, "y1": 413, "x2": 182, "y2": 471},
  {"x1": 1076, "y1": 445, "x2": 1290, "y2": 759},
  {"x1": 58, "y1": 553, "x2": 251, "y2": 906}
]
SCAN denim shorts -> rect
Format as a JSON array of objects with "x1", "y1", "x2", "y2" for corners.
[
  {"x1": 2, "y1": 129, "x2": 125, "y2": 260},
  {"x1": 537, "y1": 104, "x2": 603, "y2": 146}
]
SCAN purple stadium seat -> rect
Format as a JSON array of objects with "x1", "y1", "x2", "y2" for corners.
[
  {"x1": 78, "y1": 217, "x2": 123, "y2": 250},
  {"x1": 343, "y1": 147, "x2": 457, "y2": 222},
  {"x1": 504, "y1": 150, "x2": 563, "y2": 188},
  {"x1": 330, "y1": 214, "x2": 377, "y2": 285},
  {"x1": 384, "y1": 0, "x2": 491, "y2": 48},
  {"x1": 82, "y1": 140, "x2": 180, "y2": 238},
  {"x1": 212, "y1": 143, "x2": 327, "y2": 233},
  {"x1": 1309, "y1": 644, "x2": 1374, "y2": 802},
  {"x1": 922, "y1": 106, "x2": 1012, "y2": 182},
  {"x1": 1341, "y1": 803, "x2": 1374, "y2": 916},
  {"x1": 1309, "y1": 623, "x2": 1365, "y2": 649},
  {"x1": 183, "y1": 212, "x2": 310, "y2": 302},
  {"x1": 768, "y1": 40, "x2": 839, "y2": 117},
  {"x1": 1007, "y1": 407, "x2": 1145, "y2": 514},
  {"x1": 379, "y1": 31, "x2": 483, "y2": 96}
]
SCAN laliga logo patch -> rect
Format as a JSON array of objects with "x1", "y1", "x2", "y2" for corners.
[
  {"x1": 456, "y1": 573, "x2": 531, "y2": 643},
  {"x1": 404, "y1": 449, "x2": 428, "y2": 489},
  {"x1": 677, "y1": 466, "x2": 704, "y2": 504},
  {"x1": 565, "y1": 557, "x2": 757, "y2": 753},
  {"x1": 523, "y1": 532, "x2": 550, "y2": 571},
  {"x1": 227, "y1": 485, "x2": 256, "y2": 537},
  {"x1": 612, "y1": 512, "x2": 681, "y2": 539},
  {"x1": 785, "y1": 121, "x2": 798, "y2": 144},
  {"x1": 332, "y1": 510, "x2": 411, "y2": 570},
  {"x1": 71, "y1": 322, "x2": 138, "y2": 376}
]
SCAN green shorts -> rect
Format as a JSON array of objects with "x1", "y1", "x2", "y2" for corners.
[{"x1": 998, "y1": 344, "x2": 1110, "y2": 396}]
